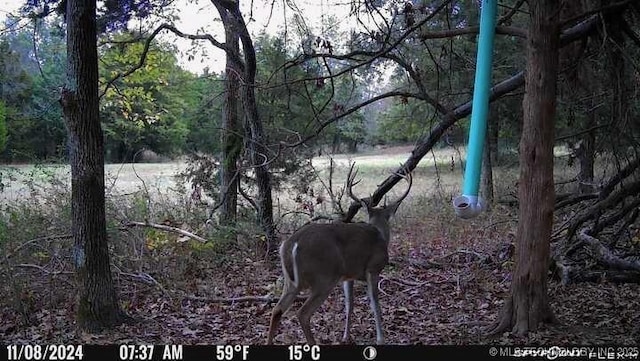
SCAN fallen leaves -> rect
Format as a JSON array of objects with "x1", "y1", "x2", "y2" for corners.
[{"x1": 1, "y1": 209, "x2": 639, "y2": 346}]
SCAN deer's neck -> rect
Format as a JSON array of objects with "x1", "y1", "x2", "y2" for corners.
[{"x1": 370, "y1": 222, "x2": 391, "y2": 246}]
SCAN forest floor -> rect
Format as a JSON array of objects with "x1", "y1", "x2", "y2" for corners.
[
  {"x1": 2, "y1": 204, "x2": 639, "y2": 347},
  {"x1": 1, "y1": 146, "x2": 639, "y2": 347}
]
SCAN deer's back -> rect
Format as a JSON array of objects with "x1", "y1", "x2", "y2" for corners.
[{"x1": 281, "y1": 222, "x2": 389, "y2": 288}]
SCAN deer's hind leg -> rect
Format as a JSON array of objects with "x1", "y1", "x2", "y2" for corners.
[
  {"x1": 341, "y1": 280, "x2": 354, "y2": 343},
  {"x1": 297, "y1": 279, "x2": 338, "y2": 345},
  {"x1": 366, "y1": 271, "x2": 384, "y2": 344},
  {"x1": 267, "y1": 281, "x2": 300, "y2": 344}
]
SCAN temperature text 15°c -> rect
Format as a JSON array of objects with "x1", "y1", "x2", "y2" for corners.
[{"x1": 288, "y1": 345, "x2": 320, "y2": 361}]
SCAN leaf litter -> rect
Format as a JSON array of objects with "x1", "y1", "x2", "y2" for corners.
[{"x1": 1, "y1": 207, "x2": 639, "y2": 346}]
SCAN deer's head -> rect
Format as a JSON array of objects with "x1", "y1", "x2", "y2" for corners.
[{"x1": 346, "y1": 163, "x2": 413, "y2": 242}]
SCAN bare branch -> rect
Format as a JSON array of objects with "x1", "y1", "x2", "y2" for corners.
[
  {"x1": 497, "y1": 0, "x2": 527, "y2": 26},
  {"x1": 281, "y1": 90, "x2": 425, "y2": 148},
  {"x1": 561, "y1": 0, "x2": 635, "y2": 27},
  {"x1": 185, "y1": 294, "x2": 307, "y2": 304},
  {"x1": 16, "y1": 263, "x2": 73, "y2": 275},
  {"x1": 99, "y1": 23, "x2": 235, "y2": 99},
  {"x1": 123, "y1": 221, "x2": 208, "y2": 243},
  {"x1": 579, "y1": 228, "x2": 640, "y2": 271},
  {"x1": 420, "y1": 25, "x2": 526, "y2": 40}
]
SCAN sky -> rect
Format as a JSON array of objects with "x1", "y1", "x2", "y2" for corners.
[{"x1": 0, "y1": 0, "x2": 349, "y2": 75}]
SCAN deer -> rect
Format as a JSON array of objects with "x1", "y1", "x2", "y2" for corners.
[{"x1": 266, "y1": 163, "x2": 413, "y2": 345}]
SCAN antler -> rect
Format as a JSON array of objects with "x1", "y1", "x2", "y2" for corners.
[
  {"x1": 346, "y1": 162, "x2": 412, "y2": 212},
  {"x1": 387, "y1": 167, "x2": 413, "y2": 209},
  {"x1": 346, "y1": 162, "x2": 366, "y2": 205}
]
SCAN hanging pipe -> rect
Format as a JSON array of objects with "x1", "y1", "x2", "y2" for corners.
[{"x1": 453, "y1": 0, "x2": 497, "y2": 219}]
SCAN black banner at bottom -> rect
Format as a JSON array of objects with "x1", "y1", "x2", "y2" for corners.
[{"x1": 3, "y1": 344, "x2": 638, "y2": 361}]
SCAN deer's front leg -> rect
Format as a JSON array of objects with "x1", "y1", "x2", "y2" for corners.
[
  {"x1": 341, "y1": 280, "x2": 354, "y2": 343},
  {"x1": 366, "y1": 272, "x2": 384, "y2": 344}
]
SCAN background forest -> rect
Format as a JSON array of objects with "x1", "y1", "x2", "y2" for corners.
[{"x1": 1, "y1": 0, "x2": 640, "y2": 347}]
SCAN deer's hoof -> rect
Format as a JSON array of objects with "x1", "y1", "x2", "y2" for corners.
[{"x1": 341, "y1": 336, "x2": 354, "y2": 344}]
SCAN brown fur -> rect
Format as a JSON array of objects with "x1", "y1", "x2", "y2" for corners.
[{"x1": 282, "y1": 222, "x2": 389, "y2": 288}]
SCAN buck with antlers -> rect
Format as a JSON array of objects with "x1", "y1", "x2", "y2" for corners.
[{"x1": 266, "y1": 164, "x2": 413, "y2": 345}]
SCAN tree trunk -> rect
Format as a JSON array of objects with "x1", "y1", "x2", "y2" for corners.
[
  {"x1": 576, "y1": 111, "x2": 595, "y2": 194},
  {"x1": 491, "y1": 0, "x2": 559, "y2": 336},
  {"x1": 219, "y1": 28, "x2": 241, "y2": 228},
  {"x1": 239, "y1": 41, "x2": 277, "y2": 254},
  {"x1": 488, "y1": 110, "x2": 499, "y2": 165},
  {"x1": 481, "y1": 106, "x2": 496, "y2": 209},
  {"x1": 332, "y1": 133, "x2": 341, "y2": 154},
  {"x1": 481, "y1": 125, "x2": 494, "y2": 210},
  {"x1": 61, "y1": 0, "x2": 124, "y2": 331},
  {"x1": 215, "y1": 0, "x2": 278, "y2": 254},
  {"x1": 604, "y1": 0, "x2": 627, "y2": 152}
]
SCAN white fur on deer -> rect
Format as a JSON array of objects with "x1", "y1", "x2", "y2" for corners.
[{"x1": 266, "y1": 165, "x2": 412, "y2": 345}]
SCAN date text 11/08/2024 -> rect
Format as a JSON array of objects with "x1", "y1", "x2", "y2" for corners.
[{"x1": 4, "y1": 345, "x2": 640, "y2": 361}]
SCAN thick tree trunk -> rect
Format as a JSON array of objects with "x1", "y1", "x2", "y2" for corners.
[
  {"x1": 219, "y1": 30, "x2": 241, "y2": 227},
  {"x1": 491, "y1": 0, "x2": 559, "y2": 336},
  {"x1": 61, "y1": 0, "x2": 124, "y2": 331}
]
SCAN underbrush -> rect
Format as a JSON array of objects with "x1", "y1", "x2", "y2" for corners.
[{"x1": 0, "y1": 166, "x2": 270, "y2": 336}]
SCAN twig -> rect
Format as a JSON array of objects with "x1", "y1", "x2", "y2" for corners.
[
  {"x1": 118, "y1": 271, "x2": 169, "y2": 295},
  {"x1": 10, "y1": 234, "x2": 72, "y2": 256},
  {"x1": 407, "y1": 258, "x2": 445, "y2": 269},
  {"x1": 238, "y1": 182, "x2": 259, "y2": 213},
  {"x1": 311, "y1": 157, "x2": 345, "y2": 219},
  {"x1": 122, "y1": 221, "x2": 208, "y2": 243},
  {"x1": 16, "y1": 263, "x2": 73, "y2": 275},
  {"x1": 184, "y1": 294, "x2": 307, "y2": 304},
  {"x1": 131, "y1": 150, "x2": 151, "y2": 213},
  {"x1": 383, "y1": 276, "x2": 431, "y2": 288},
  {"x1": 435, "y1": 249, "x2": 490, "y2": 263}
]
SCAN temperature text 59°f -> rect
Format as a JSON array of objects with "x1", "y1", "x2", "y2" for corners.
[{"x1": 215, "y1": 346, "x2": 249, "y2": 361}]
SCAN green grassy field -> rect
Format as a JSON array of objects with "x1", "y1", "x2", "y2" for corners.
[{"x1": 0, "y1": 146, "x2": 465, "y2": 201}]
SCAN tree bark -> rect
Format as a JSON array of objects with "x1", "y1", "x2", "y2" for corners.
[
  {"x1": 491, "y1": 0, "x2": 559, "y2": 336},
  {"x1": 61, "y1": 0, "x2": 124, "y2": 331},
  {"x1": 219, "y1": 25, "x2": 241, "y2": 228}
]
